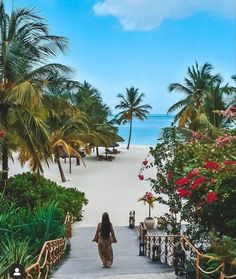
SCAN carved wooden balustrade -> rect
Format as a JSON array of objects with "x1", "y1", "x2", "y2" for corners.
[
  {"x1": 25, "y1": 212, "x2": 74, "y2": 279},
  {"x1": 138, "y1": 222, "x2": 236, "y2": 279}
]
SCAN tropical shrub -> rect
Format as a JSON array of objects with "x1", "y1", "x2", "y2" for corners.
[
  {"x1": 5, "y1": 172, "x2": 88, "y2": 220},
  {"x1": 145, "y1": 127, "x2": 236, "y2": 241},
  {"x1": 0, "y1": 236, "x2": 33, "y2": 278},
  {"x1": 0, "y1": 199, "x2": 66, "y2": 277}
]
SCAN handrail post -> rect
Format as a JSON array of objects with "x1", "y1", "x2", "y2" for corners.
[
  {"x1": 129, "y1": 210, "x2": 135, "y2": 228},
  {"x1": 165, "y1": 236, "x2": 168, "y2": 265},
  {"x1": 172, "y1": 236, "x2": 176, "y2": 267}
]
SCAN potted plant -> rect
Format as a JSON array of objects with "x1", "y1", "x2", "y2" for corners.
[{"x1": 138, "y1": 192, "x2": 159, "y2": 229}]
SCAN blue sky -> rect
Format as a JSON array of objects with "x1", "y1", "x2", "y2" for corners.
[{"x1": 6, "y1": 0, "x2": 236, "y2": 113}]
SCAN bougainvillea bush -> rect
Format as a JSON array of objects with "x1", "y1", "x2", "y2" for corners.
[{"x1": 146, "y1": 127, "x2": 236, "y2": 242}]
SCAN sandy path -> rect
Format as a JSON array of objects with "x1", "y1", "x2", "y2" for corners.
[{"x1": 8, "y1": 145, "x2": 169, "y2": 227}]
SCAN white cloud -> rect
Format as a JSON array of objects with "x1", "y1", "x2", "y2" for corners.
[{"x1": 93, "y1": 0, "x2": 236, "y2": 31}]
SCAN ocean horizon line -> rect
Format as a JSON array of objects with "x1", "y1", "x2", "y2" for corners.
[
  {"x1": 110, "y1": 113, "x2": 176, "y2": 117},
  {"x1": 113, "y1": 114, "x2": 175, "y2": 146}
]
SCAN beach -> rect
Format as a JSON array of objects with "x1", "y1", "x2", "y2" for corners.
[{"x1": 8, "y1": 145, "x2": 169, "y2": 227}]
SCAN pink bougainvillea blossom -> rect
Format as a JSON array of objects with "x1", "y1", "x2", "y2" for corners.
[
  {"x1": 206, "y1": 191, "x2": 217, "y2": 204},
  {"x1": 0, "y1": 130, "x2": 6, "y2": 138},
  {"x1": 187, "y1": 168, "x2": 200, "y2": 179},
  {"x1": 142, "y1": 160, "x2": 148, "y2": 166},
  {"x1": 214, "y1": 110, "x2": 236, "y2": 118},
  {"x1": 138, "y1": 174, "x2": 144, "y2": 180},
  {"x1": 215, "y1": 134, "x2": 236, "y2": 146},
  {"x1": 230, "y1": 106, "x2": 236, "y2": 112},
  {"x1": 175, "y1": 177, "x2": 189, "y2": 186},
  {"x1": 192, "y1": 131, "x2": 206, "y2": 140},
  {"x1": 224, "y1": 160, "x2": 236, "y2": 165},
  {"x1": 177, "y1": 188, "x2": 192, "y2": 198},
  {"x1": 204, "y1": 161, "x2": 220, "y2": 170},
  {"x1": 191, "y1": 176, "x2": 206, "y2": 190}
]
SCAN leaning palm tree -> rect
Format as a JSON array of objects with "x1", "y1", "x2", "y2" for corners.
[
  {"x1": 115, "y1": 87, "x2": 152, "y2": 149},
  {"x1": 167, "y1": 62, "x2": 221, "y2": 130},
  {"x1": 0, "y1": 1, "x2": 72, "y2": 181},
  {"x1": 43, "y1": 94, "x2": 90, "y2": 182}
]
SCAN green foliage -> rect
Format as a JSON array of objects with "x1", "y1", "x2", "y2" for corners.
[
  {"x1": 0, "y1": 172, "x2": 87, "y2": 275},
  {"x1": 0, "y1": 201, "x2": 65, "y2": 277},
  {"x1": 150, "y1": 127, "x2": 236, "y2": 239},
  {"x1": 167, "y1": 61, "x2": 235, "y2": 132},
  {"x1": 0, "y1": 236, "x2": 34, "y2": 278},
  {"x1": 5, "y1": 172, "x2": 88, "y2": 220},
  {"x1": 149, "y1": 127, "x2": 184, "y2": 234},
  {"x1": 200, "y1": 256, "x2": 221, "y2": 279},
  {"x1": 0, "y1": 0, "x2": 73, "y2": 179},
  {"x1": 211, "y1": 235, "x2": 236, "y2": 260}
]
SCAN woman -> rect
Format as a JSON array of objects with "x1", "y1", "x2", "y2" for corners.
[{"x1": 93, "y1": 212, "x2": 117, "y2": 268}]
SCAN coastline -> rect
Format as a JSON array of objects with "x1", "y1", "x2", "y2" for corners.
[{"x1": 8, "y1": 144, "x2": 168, "y2": 227}]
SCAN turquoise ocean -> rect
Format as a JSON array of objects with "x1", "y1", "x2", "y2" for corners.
[{"x1": 113, "y1": 114, "x2": 175, "y2": 146}]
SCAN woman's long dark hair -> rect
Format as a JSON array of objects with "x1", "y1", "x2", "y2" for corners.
[{"x1": 101, "y1": 212, "x2": 111, "y2": 239}]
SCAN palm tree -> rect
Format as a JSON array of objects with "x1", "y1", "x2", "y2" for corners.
[
  {"x1": 204, "y1": 83, "x2": 234, "y2": 129},
  {"x1": 43, "y1": 94, "x2": 89, "y2": 182},
  {"x1": 72, "y1": 81, "x2": 104, "y2": 115},
  {"x1": 72, "y1": 81, "x2": 123, "y2": 155},
  {"x1": 0, "y1": 1, "x2": 72, "y2": 182},
  {"x1": 167, "y1": 62, "x2": 221, "y2": 130},
  {"x1": 115, "y1": 87, "x2": 152, "y2": 149}
]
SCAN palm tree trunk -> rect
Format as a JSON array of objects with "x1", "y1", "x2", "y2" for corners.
[
  {"x1": 96, "y1": 146, "x2": 99, "y2": 157},
  {"x1": 127, "y1": 117, "x2": 133, "y2": 150},
  {"x1": 0, "y1": 104, "x2": 9, "y2": 182},
  {"x1": 69, "y1": 156, "x2": 71, "y2": 174},
  {"x1": 55, "y1": 148, "x2": 66, "y2": 182}
]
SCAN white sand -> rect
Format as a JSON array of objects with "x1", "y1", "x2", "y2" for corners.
[{"x1": 8, "y1": 145, "x2": 169, "y2": 227}]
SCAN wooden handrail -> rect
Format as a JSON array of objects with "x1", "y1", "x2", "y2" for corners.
[
  {"x1": 25, "y1": 212, "x2": 74, "y2": 278},
  {"x1": 138, "y1": 222, "x2": 236, "y2": 279}
]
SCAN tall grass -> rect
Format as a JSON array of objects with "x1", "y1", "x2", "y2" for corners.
[{"x1": 0, "y1": 199, "x2": 66, "y2": 276}]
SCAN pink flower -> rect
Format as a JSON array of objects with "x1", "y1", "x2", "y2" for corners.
[
  {"x1": 145, "y1": 191, "x2": 153, "y2": 199},
  {"x1": 204, "y1": 161, "x2": 220, "y2": 170},
  {"x1": 215, "y1": 134, "x2": 236, "y2": 146},
  {"x1": 0, "y1": 130, "x2": 6, "y2": 138},
  {"x1": 177, "y1": 188, "x2": 191, "y2": 198},
  {"x1": 230, "y1": 106, "x2": 236, "y2": 112},
  {"x1": 224, "y1": 160, "x2": 236, "y2": 165},
  {"x1": 191, "y1": 131, "x2": 206, "y2": 140},
  {"x1": 187, "y1": 168, "x2": 200, "y2": 179},
  {"x1": 138, "y1": 174, "x2": 144, "y2": 180},
  {"x1": 175, "y1": 177, "x2": 189, "y2": 186},
  {"x1": 191, "y1": 177, "x2": 205, "y2": 190},
  {"x1": 142, "y1": 160, "x2": 148, "y2": 166},
  {"x1": 206, "y1": 191, "x2": 217, "y2": 204},
  {"x1": 214, "y1": 110, "x2": 235, "y2": 117}
]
